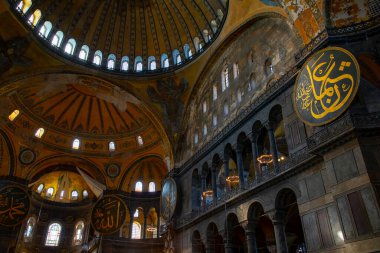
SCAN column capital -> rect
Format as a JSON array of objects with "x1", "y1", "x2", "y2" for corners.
[
  {"x1": 268, "y1": 210, "x2": 287, "y2": 224},
  {"x1": 264, "y1": 121, "x2": 274, "y2": 131}
]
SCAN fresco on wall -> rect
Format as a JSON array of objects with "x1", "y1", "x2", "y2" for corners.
[
  {"x1": 329, "y1": 0, "x2": 373, "y2": 28},
  {"x1": 279, "y1": 0, "x2": 325, "y2": 43},
  {"x1": 0, "y1": 36, "x2": 31, "y2": 74}
]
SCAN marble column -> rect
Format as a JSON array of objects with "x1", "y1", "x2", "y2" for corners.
[
  {"x1": 266, "y1": 122, "x2": 279, "y2": 171},
  {"x1": 270, "y1": 211, "x2": 288, "y2": 253},
  {"x1": 211, "y1": 163, "x2": 218, "y2": 203},
  {"x1": 236, "y1": 144, "x2": 245, "y2": 189},
  {"x1": 224, "y1": 241, "x2": 234, "y2": 253},
  {"x1": 250, "y1": 134, "x2": 260, "y2": 179},
  {"x1": 246, "y1": 221, "x2": 259, "y2": 253},
  {"x1": 143, "y1": 215, "x2": 147, "y2": 239}
]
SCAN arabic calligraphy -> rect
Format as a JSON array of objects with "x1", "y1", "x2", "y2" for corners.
[
  {"x1": 0, "y1": 186, "x2": 30, "y2": 227},
  {"x1": 91, "y1": 196, "x2": 127, "y2": 234},
  {"x1": 294, "y1": 47, "x2": 360, "y2": 126}
]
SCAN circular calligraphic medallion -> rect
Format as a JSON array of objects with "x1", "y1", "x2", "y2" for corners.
[
  {"x1": 19, "y1": 149, "x2": 36, "y2": 165},
  {"x1": 91, "y1": 195, "x2": 127, "y2": 234},
  {"x1": 0, "y1": 186, "x2": 30, "y2": 227},
  {"x1": 160, "y1": 178, "x2": 177, "y2": 222},
  {"x1": 106, "y1": 164, "x2": 120, "y2": 178},
  {"x1": 293, "y1": 47, "x2": 360, "y2": 126}
]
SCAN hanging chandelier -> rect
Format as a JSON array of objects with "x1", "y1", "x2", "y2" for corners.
[
  {"x1": 147, "y1": 224, "x2": 157, "y2": 232},
  {"x1": 257, "y1": 154, "x2": 273, "y2": 164}
]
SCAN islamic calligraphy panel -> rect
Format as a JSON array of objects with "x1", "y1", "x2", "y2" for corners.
[
  {"x1": 0, "y1": 186, "x2": 30, "y2": 227},
  {"x1": 91, "y1": 195, "x2": 127, "y2": 234},
  {"x1": 160, "y1": 178, "x2": 177, "y2": 222},
  {"x1": 294, "y1": 47, "x2": 360, "y2": 126}
]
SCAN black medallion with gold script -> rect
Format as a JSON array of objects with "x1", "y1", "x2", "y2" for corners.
[
  {"x1": 293, "y1": 47, "x2": 360, "y2": 126},
  {"x1": 91, "y1": 195, "x2": 127, "y2": 234},
  {"x1": 0, "y1": 186, "x2": 30, "y2": 227}
]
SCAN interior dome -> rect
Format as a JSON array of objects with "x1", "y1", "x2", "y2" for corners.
[
  {"x1": 12, "y1": 0, "x2": 228, "y2": 74},
  {"x1": 32, "y1": 169, "x2": 94, "y2": 203}
]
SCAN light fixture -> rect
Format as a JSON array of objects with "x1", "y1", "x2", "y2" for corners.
[
  {"x1": 147, "y1": 223, "x2": 157, "y2": 232},
  {"x1": 257, "y1": 154, "x2": 273, "y2": 164}
]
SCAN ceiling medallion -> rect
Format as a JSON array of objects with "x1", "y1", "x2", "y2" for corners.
[
  {"x1": 106, "y1": 163, "x2": 120, "y2": 178},
  {"x1": 19, "y1": 148, "x2": 36, "y2": 165}
]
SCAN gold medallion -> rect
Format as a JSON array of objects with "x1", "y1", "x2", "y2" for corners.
[{"x1": 293, "y1": 47, "x2": 360, "y2": 126}]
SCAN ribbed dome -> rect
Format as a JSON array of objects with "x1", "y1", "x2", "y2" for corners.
[{"x1": 12, "y1": 0, "x2": 228, "y2": 74}]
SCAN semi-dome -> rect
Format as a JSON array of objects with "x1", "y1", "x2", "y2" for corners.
[{"x1": 12, "y1": 0, "x2": 228, "y2": 75}]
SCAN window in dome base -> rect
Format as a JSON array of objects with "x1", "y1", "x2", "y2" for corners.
[
  {"x1": 51, "y1": 31, "x2": 63, "y2": 47},
  {"x1": 93, "y1": 50, "x2": 102, "y2": 66},
  {"x1": 109, "y1": 141, "x2": 116, "y2": 152},
  {"x1": 78, "y1": 45, "x2": 89, "y2": 61},
  {"x1": 46, "y1": 187, "x2": 54, "y2": 198},
  {"x1": 64, "y1": 39, "x2": 76, "y2": 55},
  {"x1": 72, "y1": 139, "x2": 80, "y2": 150},
  {"x1": 135, "y1": 181, "x2": 143, "y2": 192},
  {"x1": 36, "y1": 183, "x2": 44, "y2": 194},
  {"x1": 137, "y1": 136, "x2": 144, "y2": 146},
  {"x1": 8, "y1": 109, "x2": 20, "y2": 121},
  {"x1": 35, "y1": 128, "x2": 45, "y2": 138},
  {"x1": 149, "y1": 182, "x2": 156, "y2": 192},
  {"x1": 71, "y1": 190, "x2": 78, "y2": 200}
]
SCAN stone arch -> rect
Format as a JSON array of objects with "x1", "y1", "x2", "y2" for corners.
[
  {"x1": 192, "y1": 168, "x2": 201, "y2": 211},
  {"x1": 275, "y1": 188, "x2": 305, "y2": 252},
  {"x1": 225, "y1": 213, "x2": 246, "y2": 252},
  {"x1": 206, "y1": 222, "x2": 225, "y2": 253},
  {"x1": 0, "y1": 128, "x2": 16, "y2": 176},
  {"x1": 269, "y1": 104, "x2": 289, "y2": 159},
  {"x1": 237, "y1": 132, "x2": 254, "y2": 182},
  {"x1": 192, "y1": 230, "x2": 205, "y2": 253},
  {"x1": 212, "y1": 154, "x2": 224, "y2": 197}
]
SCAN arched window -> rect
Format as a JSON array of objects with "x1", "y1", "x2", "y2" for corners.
[
  {"x1": 222, "y1": 67, "x2": 229, "y2": 91},
  {"x1": 51, "y1": 31, "x2": 64, "y2": 47},
  {"x1": 161, "y1": 54, "x2": 169, "y2": 68},
  {"x1": 34, "y1": 128, "x2": 45, "y2": 138},
  {"x1": 134, "y1": 209, "x2": 139, "y2": 217},
  {"x1": 8, "y1": 109, "x2": 20, "y2": 121},
  {"x1": 24, "y1": 217, "x2": 36, "y2": 243},
  {"x1": 109, "y1": 141, "x2": 115, "y2": 151},
  {"x1": 137, "y1": 136, "x2": 143, "y2": 146},
  {"x1": 203, "y1": 29, "x2": 209, "y2": 43},
  {"x1": 107, "y1": 54, "x2": 116, "y2": 70},
  {"x1": 212, "y1": 114, "x2": 217, "y2": 127},
  {"x1": 72, "y1": 139, "x2": 80, "y2": 150},
  {"x1": 36, "y1": 183, "x2": 44, "y2": 193},
  {"x1": 184, "y1": 44, "x2": 192, "y2": 59},
  {"x1": 82, "y1": 190, "x2": 88, "y2": 199},
  {"x1": 148, "y1": 56, "x2": 156, "y2": 71},
  {"x1": 64, "y1": 38, "x2": 76, "y2": 55},
  {"x1": 121, "y1": 56, "x2": 129, "y2": 71},
  {"x1": 135, "y1": 181, "x2": 143, "y2": 192},
  {"x1": 93, "y1": 50, "x2": 102, "y2": 66},
  {"x1": 135, "y1": 56, "x2": 143, "y2": 72},
  {"x1": 39, "y1": 21, "x2": 52, "y2": 38},
  {"x1": 78, "y1": 45, "x2": 89, "y2": 60},
  {"x1": 202, "y1": 101, "x2": 207, "y2": 113},
  {"x1": 173, "y1": 49, "x2": 181, "y2": 65},
  {"x1": 203, "y1": 124, "x2": 207, "y2": 136},
  {"x1": 211, "y1": 19, "x2": 218, "y2": 33},
  {"x1": 46, "y1": 187, "x2": 54, "y2": 198},
  {"x1": 237, "y1": 89, "x2": 242, "y2": 103},
  {"x1": 71, "y1": 190, "x2": 78, "y2": 200},
  {"x1": 224, "y1": 103, "x2": 229, "y2": 116},
  {"x1": 193, "y1": 37, "x2": 200, "y2": 52},
  {"x1": 194, "y1": 133, "x2": 199, "y2": 145},
  {"x1": 28, "y1": 9, "x2": 41, "y2": 26},
  {"x1": 59, "y1": 190, "x2": 65, "y2": 199},
  {"x1": 72, "y1": 221, "x2": 84, "y2": 245},
  {"x1": 131, "y1": 222, "x2": 141, "y2": 239},
  {"x1": 213, "y1": 85, "x2": 218, "y2": 101},
  {"x1": 233, "y1": 63, "x2": 239, "y2": 79},
  {"x1": 148, "y1": 182, "x2": 156, "y2": 192},
  {"x1": 45, "y1": 223, "x2": 61, "y2": 246},
  {"x1": 17, "y1": 0, "x2": 32, "y2": 13}
]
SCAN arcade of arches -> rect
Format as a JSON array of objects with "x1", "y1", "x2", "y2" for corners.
[{"x1": 1, "y1": 1, "x2": 380, "y2": 253}]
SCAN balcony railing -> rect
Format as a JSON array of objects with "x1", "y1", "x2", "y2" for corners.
[{"x1": 175, "y1": 146, "x2": 315, "y2": 228}]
